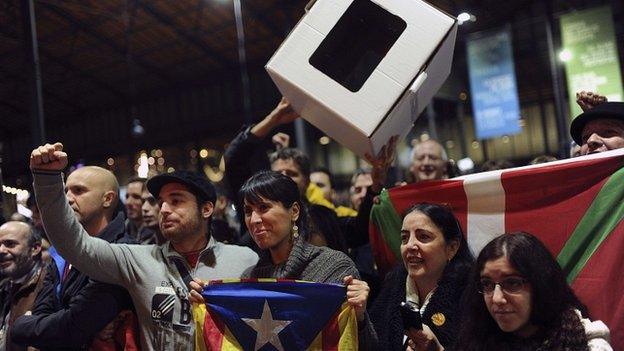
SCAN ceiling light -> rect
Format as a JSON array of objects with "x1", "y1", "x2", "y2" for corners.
[
  {"x1": 559, "y1": 49, "x2": 573, "y2": 62},
  {"x1": 457, "y1": 12, "x2": 476, "y2": 25}
]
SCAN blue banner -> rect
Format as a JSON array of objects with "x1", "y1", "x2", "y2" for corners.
[
  {"x1": 467, "y1": 27, "x2": 521, "y2": 139},
  {"x1": 199, "y1": 280, "x2": 355, "y2": 350}
]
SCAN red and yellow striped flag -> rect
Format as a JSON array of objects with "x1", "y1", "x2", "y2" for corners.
[
  {"x1": 193, "y1": 279, "x2": 358, "y2": 350},
  {"x1": 371, "y1": 149, "x2": 624, "y2": 350}
]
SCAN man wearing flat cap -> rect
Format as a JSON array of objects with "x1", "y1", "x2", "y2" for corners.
[
  {"x1": 570, "y1": 91, "x2": 624, "y2": 155},
  {"x1": 28, "y1": 142, "x2": 258, "y2": 350}
]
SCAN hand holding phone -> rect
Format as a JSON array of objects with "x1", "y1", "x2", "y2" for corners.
[{"x1": 399, "y1": 301, "x2": 422, "y2": 331}]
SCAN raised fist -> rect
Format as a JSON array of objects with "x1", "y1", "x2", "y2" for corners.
[
  {"x1": 268, "y1": 97, "x2": 299, "y2": 126},
  {"x1": 30, "y1": 142, "x2": 68, "y2": 172},
  {"x1": 272, "y1": 132, "x2": 290, "y2": 151}
]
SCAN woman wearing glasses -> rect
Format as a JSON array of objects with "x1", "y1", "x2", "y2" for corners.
[
  {"x1": 369, "y1": 203, "x2": 474, "y2": 351},
  {"x1": 457, "y1": 232, "x2": 612, "y2": 350}
]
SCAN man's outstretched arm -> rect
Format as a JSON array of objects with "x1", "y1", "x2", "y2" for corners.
[{"x1": 30, "y1": 143, "x2": 137, "y2": 286}]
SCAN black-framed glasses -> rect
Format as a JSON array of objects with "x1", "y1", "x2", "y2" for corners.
[{"x1": 478, "y1": 277, "x2": 527, "y2": 295}]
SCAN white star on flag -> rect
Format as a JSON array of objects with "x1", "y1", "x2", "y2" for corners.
[{"x1": 242, "y1": 300, "x2": 292, "y2": 351}]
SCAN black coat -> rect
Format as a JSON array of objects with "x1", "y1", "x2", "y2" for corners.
[
  {"x1": 12, "y1": 213, "x2": 136, "y2": 350},
  {"x1": 369, "y1": 264, "x2": 471, "y2": 351},
  {"x1": 223, "y1": 125, "x2": 374, "y2": 249}
]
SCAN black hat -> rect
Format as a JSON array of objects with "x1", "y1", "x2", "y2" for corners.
[
  {"x1": 570, "y1": 102, "x2": 624, "y2": 145},
  {"x1": 146, "y1": 171, "x2": 216, "y2": 204}
]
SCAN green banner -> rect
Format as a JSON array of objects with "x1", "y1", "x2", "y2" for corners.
[{"x1": 560, "y1": 6, "x2": 623, "y2": 121}]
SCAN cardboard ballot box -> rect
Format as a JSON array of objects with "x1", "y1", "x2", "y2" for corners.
[{"x1": 266, "y1": 0, "x2": 457, "y2": 159}]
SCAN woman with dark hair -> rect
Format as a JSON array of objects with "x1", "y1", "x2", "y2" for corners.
[
  {"x1": 457, "y1": 232, "x2": 612, "y2": 350},
  {"x1": 369, "y1": 203, "x2": 474, "y2": 351},
  {"x1": 238, "y1": 170, "x2": 377, "y2": 348}
]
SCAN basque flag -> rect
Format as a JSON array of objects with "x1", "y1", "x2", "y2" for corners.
[
  {"x1": 370, "y1": 148, "x2": 624, "y2": 350},
  {"x1": 193, "y1": 279, "x2": 358, "y2": 350}
]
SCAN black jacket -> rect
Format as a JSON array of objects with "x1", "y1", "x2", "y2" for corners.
[
  {"x1": 223, "y1": 125, "x2": 375, "y2": 249},
  {"x1": 223, "y1": 125, "x2": 273, "y2": 201},
  {"x1": 369, "y1": 264, "x2": 471, "y2": 351},
  {"x1": 12, "y1": 213, "x2": 135, "y2": 350}
]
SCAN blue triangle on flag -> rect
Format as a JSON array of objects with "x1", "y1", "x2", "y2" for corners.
[{"x1": 202, "y1": 281, "x2": 346, "y2": 350}]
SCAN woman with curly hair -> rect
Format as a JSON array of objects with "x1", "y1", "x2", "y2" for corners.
[{"x1": 457, "y1": 232, "x2": 612, "y2": 350}]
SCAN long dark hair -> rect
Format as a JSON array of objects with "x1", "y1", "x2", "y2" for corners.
[
  {"x1": 404, "y1": 203, "x2": 474, "y2": 284},
  {"x1": 239, "y1": 171, "x2": 308, "y2": 239},
  {"x1": 457, "y1": 232, "x2": 589, "y2": 350}
]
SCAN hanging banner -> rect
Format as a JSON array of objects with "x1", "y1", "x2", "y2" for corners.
[
  {"x1": 467, "y1": 27, "x2": 521, "y2": 139},
  {"x1": 560, "y1": 6, "x2": 623, "y2": 120}
]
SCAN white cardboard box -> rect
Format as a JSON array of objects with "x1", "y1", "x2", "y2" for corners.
[{"x1": 266, "y1": 0, "x2": 457, "y2": 159}]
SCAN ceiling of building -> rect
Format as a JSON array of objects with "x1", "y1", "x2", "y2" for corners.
[{"x1": 1, "y1": 0, "x2": 622, "y2": 180}]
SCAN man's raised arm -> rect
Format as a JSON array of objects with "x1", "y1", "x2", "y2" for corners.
[{"x1": 30, "y1": 143, "x2": 137, "y2": 286}]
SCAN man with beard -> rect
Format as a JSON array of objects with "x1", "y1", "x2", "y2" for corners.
[
  {"x1": 0, "y1": 221, "x2": 45, "y2": 351},
  {"x1": 13, "y1": 166, "x2": 136, "y2": 350},
  {"x1": 408, "y1": 139, "x2": 448, "y2": 183},
  {"x1": 28, "y1": 142, "x2": 258, "y2": 350}
]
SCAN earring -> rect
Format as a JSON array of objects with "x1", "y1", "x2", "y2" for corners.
[{"x1": 292, "y1": 224, "x2": 299, "y2": 239}]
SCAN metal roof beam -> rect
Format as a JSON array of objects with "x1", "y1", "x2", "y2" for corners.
[
  {"x1": 40, "y1": 2, "x2": 174, "y2": 85},
  {"x1": 244, "y1": 2, "x2": 290, "y2": 38},
  {"x1": 136, "y1": 0, "x2": 234, "y2": 68},
  {"x1": 0, "y1": 101, "x2": 25, "y2": 115},
  {"x1": 192, "y1": 0, "x2": 206, "y2": 35},
  {"x1": 40, "y1": 48, "x2": 129, "y2": 103},
  {"x1": 0, "y1": 22, "x2": 128, "y2": 103},
  {"x1": 0, "y1": 65, "x2": 84, "y2": 115}
]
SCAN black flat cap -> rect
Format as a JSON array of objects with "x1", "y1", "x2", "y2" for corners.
[
  {"x1": 146, "y1": 170, "x2": 216, "y2": 204},
  {"x1": 570, "y1": 102, "x2": 624, "y2": 145}
]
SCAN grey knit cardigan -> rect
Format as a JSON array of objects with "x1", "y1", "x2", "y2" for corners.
[{"x1": 242, "y1": 237, "x2": 378, "y2": 349}]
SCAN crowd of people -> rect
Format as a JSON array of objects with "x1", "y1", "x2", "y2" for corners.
[{"x1": 0, "y1": 90, "x2": 621, "y2": 350}]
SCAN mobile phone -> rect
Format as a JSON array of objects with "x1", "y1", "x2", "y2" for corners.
[{"x1": 399, "y1": 301, "x2": 422, "y2": 330}]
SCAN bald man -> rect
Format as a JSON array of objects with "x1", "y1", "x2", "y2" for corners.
[
  {"x1": 13, "y1": 166, "x2": 136, "y2": 350},
  {"x1": 0, "y1": 221, "x2": 45, "y2": 351},
  {"x1": 28, "y1": 143, "x2": 258, "y2": 350},
  {"x1": 65, "y1": 166, "x2": 120, "y2": 234},
  {"x1": 409, "y1": 139, "x2": 448, "y2": 182}
]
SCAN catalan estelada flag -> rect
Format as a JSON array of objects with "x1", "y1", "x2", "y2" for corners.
[
  {"x1": 193, "y1": 279, "x2": 358, "y2": 350},
  {"x1": 370, "y1": 148, "x2": 624, "y2": 350}
]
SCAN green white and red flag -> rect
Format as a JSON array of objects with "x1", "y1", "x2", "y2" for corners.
[{"x1": 370, "y1": 149, "x2": 624, "y2": 349}]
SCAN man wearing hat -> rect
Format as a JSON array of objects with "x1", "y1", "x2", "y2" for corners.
[
  {"x1": 28, "y1": 142, "x2": 258, "y2": 350},
  {"x1": 570, "y1": 91, "x2": 624, "y2": 155}
]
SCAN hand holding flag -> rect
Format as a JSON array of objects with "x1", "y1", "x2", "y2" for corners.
[
  {"x1": 344, "y1": 275, "x2": 369, "y2": 322},
  {"x1": 194, "y1": 280, "x2": 359, "y2": 350},
  {"x1": 189, "y1": 278, "x2": 206, "y2": 304}
]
